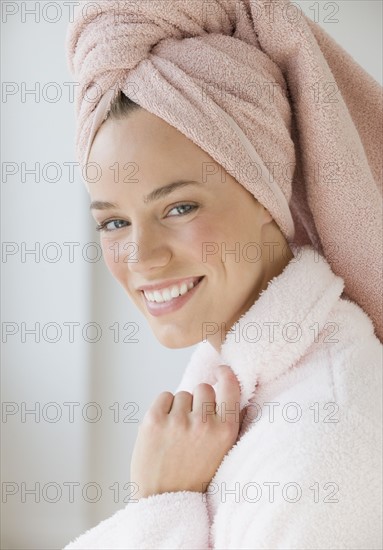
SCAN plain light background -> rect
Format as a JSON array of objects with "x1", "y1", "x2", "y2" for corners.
[{"x1": 1, "y1": 1, "x2": 382, "y2": 548}]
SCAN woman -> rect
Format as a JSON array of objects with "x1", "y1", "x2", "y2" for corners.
[{"x1": 64, "y1": 1, "x2": 382, "y2": 548}]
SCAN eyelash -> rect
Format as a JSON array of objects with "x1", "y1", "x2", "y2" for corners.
[{"x1": 95, "y1": 203, "x2": 198, "y2": 233}]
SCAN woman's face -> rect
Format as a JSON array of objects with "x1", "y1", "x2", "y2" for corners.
[{"x1": 88, "y1": 108, "x2": 291, "y2": 350}]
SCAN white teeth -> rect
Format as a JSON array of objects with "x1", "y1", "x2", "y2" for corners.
[
  {"x1": 143, "y1": 279, "x2": 201, "y2": 303},
  {"x1": 162, "y1": 288, "x2": 172, "y2": 301},
  {"x1": 179, "y1": 283, "x2": 188, "y2": 296},
  {"x1": 170, "y1": 286, "x2": 180, "y2": 298},
  {"x1": 153, "y1": 290, "x2": 164, "y2": 303}
]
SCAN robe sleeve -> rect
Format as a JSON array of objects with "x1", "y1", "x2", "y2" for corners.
[{"x1": 63, "y1": 491, "x2": 210, "y2": 549}]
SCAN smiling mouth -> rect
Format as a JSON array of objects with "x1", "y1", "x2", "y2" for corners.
[{"x1": 141, "y1": 276, "x2": 205, "y2": 304}]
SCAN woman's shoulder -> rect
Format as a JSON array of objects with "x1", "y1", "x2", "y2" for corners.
[
  {"x1": 331, "y1": 293, "x2": 382, "y2": 350},
  {"x1": 296, "y1": 293, "x2": 381, "y2": 401},
  {"x1": 320, "y1": 294, "x2": 382, "y2": 420},
  {"x1": 246, "y1": 293, "x2": 382, "y2": 436}
]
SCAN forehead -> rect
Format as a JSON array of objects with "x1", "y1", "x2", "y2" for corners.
[
  {"x1": 87, "y1": 109, "x2": 223, "y2": 192},
  {"x1": 89, "y1": 109, "x2": 200, "y2": 165}
]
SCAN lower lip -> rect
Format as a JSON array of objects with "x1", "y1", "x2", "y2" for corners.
[{"x1": 141, "y1": 277, "x2": 205, "y2": 317}]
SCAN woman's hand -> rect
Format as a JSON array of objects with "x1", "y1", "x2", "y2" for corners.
[{"x1": 130, "y1": 365, "x2": 242, "y2": 499}]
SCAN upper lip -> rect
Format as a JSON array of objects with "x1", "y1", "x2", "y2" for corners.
[{"x1": 137, "y1": 276, "x2": 204, "y2": 293}]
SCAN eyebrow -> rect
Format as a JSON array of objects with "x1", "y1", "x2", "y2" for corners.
[{"x1": 89, "y1": 180, "x2": 201, "y2": 211}]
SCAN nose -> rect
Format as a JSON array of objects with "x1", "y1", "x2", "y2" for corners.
[{"x1": 123, "y1": 224, "x2": 172, "y2": 274}]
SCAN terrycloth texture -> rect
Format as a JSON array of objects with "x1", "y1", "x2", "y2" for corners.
[
  {"x1": 65, "y1": 0, "x2": 383, "y2": 342},
  {"x1": 63, "y1": 245, "x2": 382, "y2": 549}
]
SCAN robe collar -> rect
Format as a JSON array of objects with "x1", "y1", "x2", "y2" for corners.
[{"x1": 176, "y1": 244, "x2": 345, "y2": 410}]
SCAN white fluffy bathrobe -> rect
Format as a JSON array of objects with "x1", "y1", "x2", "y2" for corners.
[{"x1": 64, "y1": 244, "x2": 382, "y2": 549}]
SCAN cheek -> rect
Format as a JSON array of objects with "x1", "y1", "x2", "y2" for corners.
[
  {"x1": 101, "y1": 239, "x2": 127, "y2": 284},
  {"x1": 178, "y1": 216, "x2": 225, "y2": 264},
  {"x1": 189, "y1": 215, "x2": 250, "y2": 271}
]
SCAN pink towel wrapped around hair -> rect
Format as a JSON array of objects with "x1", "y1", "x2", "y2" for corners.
[{"x1": 65, "y1": 0, "x2": 383, "y2": 342}]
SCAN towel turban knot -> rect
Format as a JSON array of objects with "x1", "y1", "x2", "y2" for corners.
[{"x1": 66, "y1": 0, "x2": 383, "y2": 342}]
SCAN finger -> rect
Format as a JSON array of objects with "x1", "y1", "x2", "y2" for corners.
[
  {"x1": 168, "y1": 390, "x2": 193, "y2": 414},
  {"x1": 214, "y1": 365, "x2": 241, "y2": 424},
  {"x1": 192, "y1": 383, "x2": 216, "y2": 421},
  {"x1": 150, "y1": 391, "x2": 174, "y2": 415}
]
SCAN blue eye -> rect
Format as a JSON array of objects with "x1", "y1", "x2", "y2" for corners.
[
  {"x1": 95, "y1": 204, "x2": 198, "y2": 233},
  {"x1": 167, "y1": 203, "x2": 198, "y2": 217},
  {"x1": 95, "y1": 219, "x2": 129, "y2": 232}
]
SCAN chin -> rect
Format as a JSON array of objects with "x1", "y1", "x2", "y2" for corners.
[{"x1": 153, "y1": 329, "x2": 203, "y2": 350}]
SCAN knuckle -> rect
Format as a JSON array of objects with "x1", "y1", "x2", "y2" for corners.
[
  {"x1": 194, "y1": 383, "x2": 216, "y2": 398},
  {"x1": 174, "y1": 390, "x2": 192, "y2": 399},
  {"x1": 159, "y1": 390, "x2": 174, "y2": 400},
  {"x1": 195, "y1": 382, "x2": 213, "y2": 391}
]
